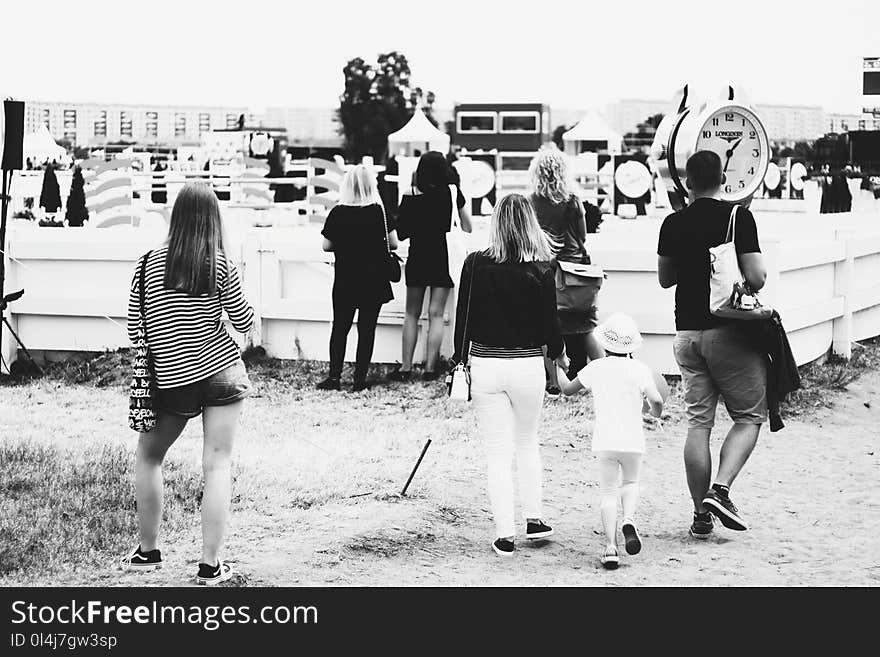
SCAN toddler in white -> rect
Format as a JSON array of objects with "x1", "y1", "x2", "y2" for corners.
[{"x1": 557, "y1": 313, "x2": 666, "y2": 570}]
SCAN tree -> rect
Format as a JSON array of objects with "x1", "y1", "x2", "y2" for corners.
[
  {"x1": 338, "y1": 51, "x2": 438, "y2": 160},
  {"x1": 65, "y1": 166, "x2": 89, "y2": 226},
  {"x1": 39, "y1": 164, "x2": 62, "y2": 213}
]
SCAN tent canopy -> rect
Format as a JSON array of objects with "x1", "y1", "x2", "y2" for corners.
[
  {"x1": 387, "y1": 110, "x2": 450, "y2": 154},
  {"x1": 562, "y1": 110, "x2": 622, "y2": 153},
  {"x1": 23, "y1": 125, "x2": 68, "y2": 162}
]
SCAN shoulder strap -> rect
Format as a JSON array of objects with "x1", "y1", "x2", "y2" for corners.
[
  {"x1": 138, "y1": 250, "x2": 152, "y2": 342},
  {"x1": 379, "y1": 203, "x2": 391, "y2": 255},
  {"x1": 449, "y1": 184, "x2": 460, "y2": 230},
  {"x1": 461, "y1": 254, "x2": 477, "y2": 365},
  {"x1": 725, "y1": 205, "x2": 738, "y2": 244}
]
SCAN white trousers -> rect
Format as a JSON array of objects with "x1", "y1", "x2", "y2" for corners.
[
  {"x1": 596, "y1": 450, "x2": 643, "y2": 543},
  {"x1": 471, "y1": 356, "x2": 545, "y2": 539}
]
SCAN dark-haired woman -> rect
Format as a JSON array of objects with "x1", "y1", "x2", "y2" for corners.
[
  {"x1": 389, "y1": 151, "x2": 472, "y2": 381},
  {"x1": 121, "y1": 183, "x2": 254, "y2": 585}
]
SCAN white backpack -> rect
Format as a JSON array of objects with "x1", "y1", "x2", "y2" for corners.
[{"x1": 446, "y1": 184, "x2": 468, "y2": 287}]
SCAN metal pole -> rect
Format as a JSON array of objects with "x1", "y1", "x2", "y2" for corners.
[
  {"x1": 400, "y1": 439, "x2": 432, "y2": 496},
  {"x1": 0, "y1": 169, "x2": 8, "y2": 368}
]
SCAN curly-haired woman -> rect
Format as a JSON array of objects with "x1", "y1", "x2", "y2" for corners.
[{"x1": 528, "y1": 147, "x2": 603, "y2": 383}]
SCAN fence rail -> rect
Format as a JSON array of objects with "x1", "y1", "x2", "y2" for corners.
[{"x1": 3, "y1": 211, "x2": 880, "y2": 375}]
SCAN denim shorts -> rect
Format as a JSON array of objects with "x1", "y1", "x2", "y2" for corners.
[
  {"x1": 154, "y1": 359, "x2": 251, "y2": 418},
  {"x1": 673, "y1": 325, "x2": 768, "y2": 429}
]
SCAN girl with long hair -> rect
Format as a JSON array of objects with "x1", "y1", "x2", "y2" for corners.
[
  {"x1": 317, "y1": 165, "x2": 398, "y2": 391},
  {"x1": 528, "y1": 147, "x2": 604, "y2": 386},
  {"x1": 389, "y1": 151, "x2": 472, "y2": 382},
  {"x1": 121, "y1": 182, "x2": 254, "y2": 585},
  {"x1": 452, "y1": 193, "x2": 567, "y2": 556}
]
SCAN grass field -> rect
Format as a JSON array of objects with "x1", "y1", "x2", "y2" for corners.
[{"x1": 1, "y1": 341, "x2": 879, "y2": 586}]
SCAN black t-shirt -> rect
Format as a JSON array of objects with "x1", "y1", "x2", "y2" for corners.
[
  {"x1": 396, "y1": 185, "x2": 466, "y2": 241},
  {"x1": 321, "y1": 203, "x2": 395, "y2": 304},
  {"x1": 657, "y1": 198, "x2": 761, "y2": 330}
]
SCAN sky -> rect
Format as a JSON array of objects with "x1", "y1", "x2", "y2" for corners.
[{"x1": 2, "y1": 0, "x2": 878, "y2": 113}]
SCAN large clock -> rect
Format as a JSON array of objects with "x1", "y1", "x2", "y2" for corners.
[{"x1": 652, "y1": 86, "x2": 770, "y2": 210}]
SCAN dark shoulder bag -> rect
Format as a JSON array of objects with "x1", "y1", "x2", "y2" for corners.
[{"x1": 128, "y1": 251, "x2": 158, "y2": 433}]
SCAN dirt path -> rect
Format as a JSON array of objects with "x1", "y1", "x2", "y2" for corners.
[{"x1": 54, "y1": 367, "x2": 880, "y2": 588}]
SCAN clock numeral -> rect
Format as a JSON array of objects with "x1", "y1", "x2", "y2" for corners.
[
  {"x1": 724, "y1": 184, "x2": 732, "y2": 193},
  {"x1": 712, "y1": 118, "x2": 719, "y2": 126},
  {"x1": 725, "y1": 113, "x2": 734, "y2": 122},
  {"x1": 702, "y1": 130, "x2": 712, "y2": 138},
  {"x1": 748, "y1": 166, "x2": 755, "y2": 175},
  {"x1": 742, "y1": 118, "x2": 746, "y2": 126},
  {"x1": 738, "y1": 180, "x2": 745, "y2": 189},
  {"x1": 749, "y1": 130, "x2": 756, "y2": 139},
  {"x1": 752, "y1": 149, "x2": 760, "y2": 157}
]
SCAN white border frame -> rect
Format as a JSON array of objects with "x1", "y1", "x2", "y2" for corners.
[
  {"x1": 456, "y1": 111, "x2": 497, "y2": 134},
  {"x1": 498, "y1": 111, "x2": 540, "y2": 134}
]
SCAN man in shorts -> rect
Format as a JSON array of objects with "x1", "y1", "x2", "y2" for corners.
[{"x1": 657, "y1": 150, "x2": 768, "y2": 538}]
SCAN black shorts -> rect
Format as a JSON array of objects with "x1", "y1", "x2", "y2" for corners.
[{"x1": 154, "y1": 360, "x2": 251, "y2": 418}]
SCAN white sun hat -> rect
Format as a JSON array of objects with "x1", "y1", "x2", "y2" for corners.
[{"x1": 594, "y1": 313, "x2": 644, "y2": 354}]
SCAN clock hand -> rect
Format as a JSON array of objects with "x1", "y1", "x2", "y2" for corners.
[{"x1": 723, "y1": 138, "x2": 744, "y2": 173}]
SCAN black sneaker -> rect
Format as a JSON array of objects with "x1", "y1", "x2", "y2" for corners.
[
  {"x1": 622, "y1": 522, "x2": 642, "y2": 555},
  {"x1": 492, "y1": 538, "x2": 515, "y2": 556},
  {"x1": 387, "y1": 368, "x2": 412, "y2": 382},
  {"x1": 702, "y1": 489, "x2": 748, "y2": 531},
  {"x1": 526, "y1": 520, "x2": 554, "y2": 540},
  {"x1": 352, "y1": 379, "x2": 371, "y2": 392},
  {"x1": 119, "y1": 546, "x2": 162, "y2": 571},
  {"x1": 196, "y1": 559, "x2": 234, "y2": 586},
  {"x1": 545, "y1": 385, "x2": 561, "y2": 396},
  {"x1": 600, "y1": 546, "x2": 619, "y2": 570},
  {"x1": 316, "y1": 376, "x2": 341, "y2": 391},
  {"x1": 689, "y1": 511, "x2": 714, "y2": 539}
]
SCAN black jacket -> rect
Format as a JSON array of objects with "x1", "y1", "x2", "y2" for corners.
[
  {"x1": 453, "y1": 251, "x2": 563, "y2": 363},
  {"x1": 741, "y1": 310, "x2": 800, "y2": 432}
]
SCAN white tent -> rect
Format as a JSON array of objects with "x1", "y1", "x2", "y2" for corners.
[
  {"x1": 562, "y1": 110, "x2": 623, "y2": 154},
  {"x1": 23, "y1": 125, "x2": 68, "y2": 164},
  {"x1": 387, "y1": 110, "x2": 450, "y2": 156}
]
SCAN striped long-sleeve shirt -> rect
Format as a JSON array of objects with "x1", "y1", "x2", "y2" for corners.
[{"x1": 127, "y1": 246, "x2": 254, "y2": 389}]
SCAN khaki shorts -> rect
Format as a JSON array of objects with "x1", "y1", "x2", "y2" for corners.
[{"x1": 673, "y1": 326, "x2": 768, "y2": 429}]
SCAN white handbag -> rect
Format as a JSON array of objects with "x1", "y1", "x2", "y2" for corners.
[
  {"x1": 709, "y1": 205, "x2": 772, "y2": 320},
  {"x1": 445, "y1": 184, "x2": 468, "y2": 287},
  {"x1": 447, "y1": 256, "x2": 476, "y2": 403}
]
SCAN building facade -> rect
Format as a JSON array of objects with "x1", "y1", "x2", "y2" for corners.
[
  {"x1": 262, "y1": 107, "x2": 342, "y2": 146},
  {"x1": 22, "y1": 100, "x2": 251, "y2": 146},
  {"x1": 825, "y1": 111, "x2": 880, "y2": 134},
  {"x1": 604, "y1": 98, "x2": 879, "y2": 141}
]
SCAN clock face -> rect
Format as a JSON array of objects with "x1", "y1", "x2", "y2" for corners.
[{"x1": 694, "y1": 106, "x2": 768, "y2": 201}]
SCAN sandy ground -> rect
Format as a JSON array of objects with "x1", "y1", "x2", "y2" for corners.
[{"x1": 2, "y1": 364, "x2": 879, "y2": 587}]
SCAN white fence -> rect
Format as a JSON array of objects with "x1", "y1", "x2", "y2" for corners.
[{"x1": 2, "y1": 209, "x2": 880, "y2": 376}]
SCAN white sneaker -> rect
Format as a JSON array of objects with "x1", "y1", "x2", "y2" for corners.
[{"x1": 600, "y1": 546, "x2": 619, "y2": 570}]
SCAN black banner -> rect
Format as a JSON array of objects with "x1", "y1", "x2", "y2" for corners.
[{"x1": 0, "y1": 586, "x2": 869, "y2": 652}]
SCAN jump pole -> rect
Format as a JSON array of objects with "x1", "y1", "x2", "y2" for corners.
[{"x1": 400, "y1": 439, "x2": 432, "y2": 496}]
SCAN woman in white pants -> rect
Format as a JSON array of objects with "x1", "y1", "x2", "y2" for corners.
[{"x1": 452, "y1": 194, "x2": 568, "y2": 556}]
